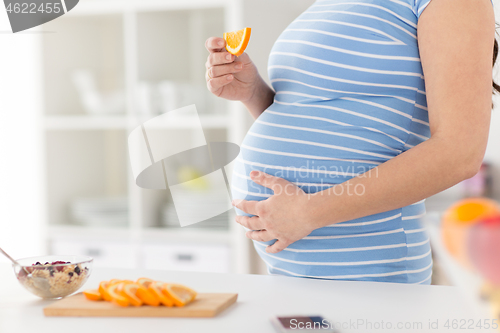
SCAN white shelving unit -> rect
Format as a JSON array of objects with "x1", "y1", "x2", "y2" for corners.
[
  {"x1": 39, "y1": 0, "x2": 254, "y2": 274},
  {"x1": 38, "y1": 0, "x2": 315, "y2": 275}
]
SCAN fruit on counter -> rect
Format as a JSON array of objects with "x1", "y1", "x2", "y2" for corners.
[
  {"x1": 136, "y1": 284, "x2": 160, "y2": 306},
  {"x1": 467, "y1": 214, "x2": 500, "y2": 285},
  {"x1": 121, "y1": 283, "x2": 143, "y2": 307},
  {"x1": 107, "y1": 283, "x2": 130, "y2": 307},
  {"x1": 148, "y1": 281, "x2": 174, "y2": 307},
  {"x1": 223, "y1": 27, "x2": 251, "y2": 56},
  {"x1": 82, "y1": 289, "x2": 102, "y2": 301},
  {"x1": 441, "y1": 197, "x2": 500, "y2": 267},
  {"x1": 98, "y1": 281, "x2": 112, "y2": 302},
  {"x1": 83, "y1": 278, "x2": 197, "y2": 307},
  {"x1": 162, "y1": 283, "x2": 197, "y2": 307},
  {"x1": 136, "y1": 277, "x2": 154, "y2": 289}
]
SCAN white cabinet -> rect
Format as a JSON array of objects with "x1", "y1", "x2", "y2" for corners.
[
  {"x1": 141, "y1": 243, "x2": 230, "y2": 273},
  {"x1": 50, "y1": 239, "x2": 139, "y2": 269}
]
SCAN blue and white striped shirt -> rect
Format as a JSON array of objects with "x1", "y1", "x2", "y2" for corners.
[{"x1": 232, "y1": 0, "x2": 492, "y2": 284}]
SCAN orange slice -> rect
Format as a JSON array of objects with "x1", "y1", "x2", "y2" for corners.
[
  {"x1": 120, "y1": 283, "x2": 143, "y2": 307},
  {"x1": 148, "y1": 281, "x2": 174, "y2": 307},
  {"x1": 136, "y1": 284, "x2": 160, "y2": 306},
  {"x1": 99, "y1": 281, "x2": 112, "y2": 302},
  {"x1": 107, "y1": 283, "x2": 130, "y2": 307},
  {"x1": 83, "y1": 289, "x2": 102, "y2": 301},
  {"x1": 136, "y1": 277, "x2": 154, "y2": 289},
  {"x1": 161, "y1": 283, "x2": 197, "y2": 307},
  {"x1": 108, "y1": 279, "x2": 122, "y2": 285},
  {"x1": 116, "y1": 280, "x2": 134, "y2": 292},
  {"x1": 223, "y1": 27, "x2": 251, "y2": 56}
]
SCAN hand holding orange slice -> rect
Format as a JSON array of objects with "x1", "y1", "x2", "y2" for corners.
[{"x1": 223, "y1": 27, "x2": 251, "y2": 56}]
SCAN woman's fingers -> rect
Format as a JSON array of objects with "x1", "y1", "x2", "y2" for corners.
[
  {"x1": 204, "y1": 36, "x2": 242, "y2": 93},
  {"x1": 245, "y1": 230, "x2": 274, "y2": 242},
  {"x1": 235, "y1": 215, "x2": 265, "y2": 230},
  {"x1": 205, "y1": 37, "x2": 226, "y2": 53},
  {"x1": 266, "y1": 240, "x2": 290, "y2": 254},
  {"x1": 207, "y1": 62, "x2": 242, "y2": 79},
  {"x1": 206, "y1": 52, "x2": 235, "y2": 68},
  {"x1": 232, "y1": 199, "x2": 260, "y2": 215},
  {"x1": 207, "y1": 74, "x2": 234, "y2": 94}
]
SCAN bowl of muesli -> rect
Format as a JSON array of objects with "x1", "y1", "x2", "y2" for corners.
[{"x1": 13, "y1": 255, "x2": 93, "y2": 299}]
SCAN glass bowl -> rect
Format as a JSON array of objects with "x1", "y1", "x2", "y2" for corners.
[{"x1": 12, "y1": 255, "x2": 93, "y2": 299}]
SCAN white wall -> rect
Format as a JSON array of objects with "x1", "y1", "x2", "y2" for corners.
[{"x1": 0, "y1": 10, "x2": 44, "y2": 262}]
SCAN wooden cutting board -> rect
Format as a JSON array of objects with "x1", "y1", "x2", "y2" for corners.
[{"x1": 44, "y1": 292, "x2": 238, "y2": 318}]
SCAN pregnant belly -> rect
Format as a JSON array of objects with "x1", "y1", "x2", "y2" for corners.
[
  {"x1": 231, "y1": 104, "x2": 404, "y2": 204},
  {"x1": 229, "y1": 104, "x2": 433, "y2": 284}
]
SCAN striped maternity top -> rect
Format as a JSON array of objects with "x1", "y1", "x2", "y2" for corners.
[{"x1": 231, "y1": 0, "x2": 491, "y2": 284}]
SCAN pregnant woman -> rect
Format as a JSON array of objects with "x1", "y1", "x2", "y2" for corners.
[{"x1": 205, "y1": 0, "x2": 498, "y2": 284}]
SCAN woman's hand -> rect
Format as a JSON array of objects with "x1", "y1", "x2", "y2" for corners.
[
  {"x1": 205, "y1": 37, "x2": 275, "y2": 119},
  {"x1": 205, "y1": 37, "x2": 261, "y2": 102},
  {"x1": 232, "y1": 171, "x2": 320, "y2": 254}
]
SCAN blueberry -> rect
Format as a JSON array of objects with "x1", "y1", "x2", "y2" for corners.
[
  {"x1": 35, "y1": 262, "x2": 41, "y2": 265},
  {"x1": 74, "y1": 266, "x2": 81, "y2": 275},
  {"x1": 68, "y1": 272, "x2": 73, "y2": 277},
  {"x1": 49, "y1": 268, "x2": 55, "y2": 277}
]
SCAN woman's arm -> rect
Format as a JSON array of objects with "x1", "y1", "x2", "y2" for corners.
[
  {"x1": 241, "y1": 74, "x2": 275, "y2": 120},
  {"x1": 233, "y1": 0, "x2": 496, "y2": 253},
  {"x1": 310, "y1": 0, "x2": 495, "y2": 226}
]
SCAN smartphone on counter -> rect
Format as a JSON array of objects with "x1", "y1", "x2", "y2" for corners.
[{"x1": 271, "y1": 316, "x2": 338, "y2": 333}]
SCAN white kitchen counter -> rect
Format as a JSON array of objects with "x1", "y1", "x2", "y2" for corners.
[{"x1": 0, "y1": 263, "x2": 496, "y2": 333}]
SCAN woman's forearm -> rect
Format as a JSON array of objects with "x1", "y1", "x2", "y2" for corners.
[
  {"x1": 309, "y1": 135, "x2": 486, "y2": 228},
  {"x1": 241, "y1": 76, "x2": 275, "y2": 119}
]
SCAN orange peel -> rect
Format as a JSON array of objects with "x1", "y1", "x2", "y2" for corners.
[
  {"x1": 107, "y1": 283, "x2": 130, "y2": 307},
  {"x1": 83, "y1": 289, "x2": 102, "y2": 301},
  {"x1": 136, "y1": 277, "x2": 154, "y2": 289},
  {"x1": 223, "y1": 27, "x2": 251, "y2": 56},
  {"x1": 161, "y1": 283, "x2": 197, "y2": 307},
  {"x1": 120, "y1": 283, "x2": 143, "y2": 307},
  {"x1": 98, "y1": 281, "x2": 112, "y2": 302},
  {"x1": 148, "y1": 281, "x2": 174, "y2": 307}
]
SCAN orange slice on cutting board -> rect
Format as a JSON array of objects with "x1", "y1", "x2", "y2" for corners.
[
  {"x1": 223, "y1": 27, "x2": 251, "y2": 56},
  {"x1": 136, "y1": 284, "x2": 160, "y2": 306},
  {"x1": 161, "y1": 283, "x2": 197, "y2": 307},
  {"x1": 120, "y1": 283, "x2": 143, "y2": 307},
  {"x1": 83, "y1": 289, "x2": 102, "y2": 301},
  {"x1": 136, "y1": 277, "x2": 154, "y2": 289},
  {"x1": 148, "y1": 281, "x2": 174, "y2": 307},
  {"x1": 83, "y1": 278, "x2": 198, "y2": 307},
  {"x1": 98, "y1": 281, "x2": 112, "y2": 302},
  {"x1": 107, "y1": 283, "x2": 130, "y2": 307}
]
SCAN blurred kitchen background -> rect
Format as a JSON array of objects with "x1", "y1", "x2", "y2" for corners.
[{"x1": 1, "y1": 0, "x2": 500, "y2": 314}]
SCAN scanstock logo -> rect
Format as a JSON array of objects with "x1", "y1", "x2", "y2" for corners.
[
  {"x1": 3, "y1": 0, "x2": 79, "y2": 33},
  {"x1": 128, "y1": 105, "x2": 240, "y2": 227}
]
